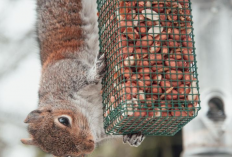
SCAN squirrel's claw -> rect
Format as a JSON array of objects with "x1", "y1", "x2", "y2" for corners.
[
  {"x1": 98, "y1": 53, "x2": 105, "y2": 60},
  {"x1": 123, "y1": 133, "x2": 145, "y2": 147},
  {"x1": 96, "y1": 53, "x2": 106, "y2": 77}
]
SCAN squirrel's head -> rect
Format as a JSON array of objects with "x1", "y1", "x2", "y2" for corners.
[{"x1": 21, "y1": 106, "x2": 95, "y2": 157}]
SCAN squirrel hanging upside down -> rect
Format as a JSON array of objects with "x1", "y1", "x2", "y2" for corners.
[{"x1": 21, "y1": 0, "x2": 145, "y2": 156}]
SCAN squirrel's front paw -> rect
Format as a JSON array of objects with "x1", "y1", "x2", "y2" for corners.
[
  {"x1": 96, "y1": 53, "x2": 106, "y2": 77},
  {"x1": 123, "y1": 132, "x2": 145, "y2": 147},
  {"x1": 87, "y1": 54, "x2": 106, "y2": 84}
]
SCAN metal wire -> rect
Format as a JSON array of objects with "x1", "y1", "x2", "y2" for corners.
[{"x1": 97, "y1": 0, "x2": 201, "y2": 136}]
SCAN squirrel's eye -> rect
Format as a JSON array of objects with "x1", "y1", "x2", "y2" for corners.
[{"x1": 58, "y1": 117, "x2": 70, "y2": 127}]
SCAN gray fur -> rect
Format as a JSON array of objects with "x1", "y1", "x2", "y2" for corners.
[{"x1": 23, "y1": 0, "x2": 145, "y2": 156}]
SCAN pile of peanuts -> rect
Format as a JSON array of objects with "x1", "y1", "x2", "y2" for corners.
[{"x1": 102, "y1": 0, "x2": 199, "y2": 119}]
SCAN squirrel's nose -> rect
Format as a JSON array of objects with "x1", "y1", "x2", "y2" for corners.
[{"x1": 88, "y1": 139, "x2": 94, "y2": 144}]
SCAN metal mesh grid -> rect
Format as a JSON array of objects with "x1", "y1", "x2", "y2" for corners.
[{"x1": 97, "y1": 0, "x2": 201, "y2": 136}]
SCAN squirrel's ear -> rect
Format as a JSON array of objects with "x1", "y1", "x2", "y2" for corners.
[
  {"x1": 24, "y1": 109, "x2": 44, "y2": 123},
  {"x1": 21, "y1": 138, "x2": 35, "y2": 145}
]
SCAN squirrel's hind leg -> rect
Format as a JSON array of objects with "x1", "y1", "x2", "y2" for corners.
[{"x1": 123, "y1": 133, "x2": 145, "y2": 147}]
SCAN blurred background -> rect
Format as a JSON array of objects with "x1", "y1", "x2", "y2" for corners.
[{"x1": 0, "y1": 0, "x2": 231, "y2": 157}]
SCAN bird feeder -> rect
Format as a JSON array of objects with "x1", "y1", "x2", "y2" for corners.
[{"x1": 97, "y1": 0, "x2": 201, "y2": 135}]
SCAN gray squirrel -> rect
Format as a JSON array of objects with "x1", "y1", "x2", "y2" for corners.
[{"x1": 21, "y1": 0, "x2": 145, "y2": 156}]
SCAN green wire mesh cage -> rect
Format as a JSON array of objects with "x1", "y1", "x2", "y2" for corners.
[{"x1": 97, "y1": 0, "x2": 201, "y2": 136}]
